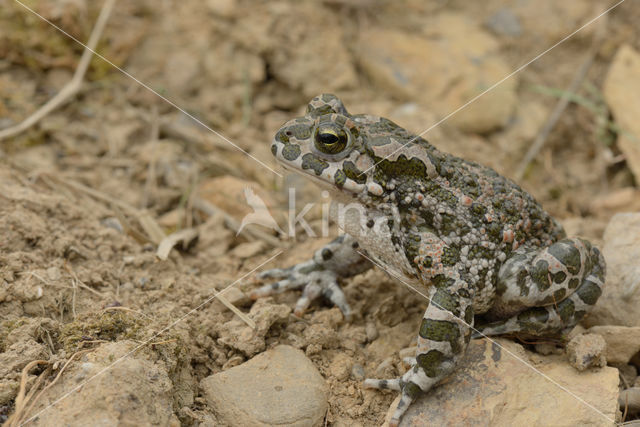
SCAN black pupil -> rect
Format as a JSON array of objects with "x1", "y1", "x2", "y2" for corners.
[{"x1": 318, "y1": 132, "x2": 339, "y2": 145}]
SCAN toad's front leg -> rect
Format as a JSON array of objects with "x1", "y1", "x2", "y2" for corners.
[
  {"x1": 250, "y1": 234, "x2": 372, "y2": 319},
  {"x1": 364, "y1": 280, "x2": 474, "y2": 426}
]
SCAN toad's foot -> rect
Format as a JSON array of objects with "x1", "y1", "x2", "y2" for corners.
[
  {"x1": 363, "y1": 374, "x2": 423, "y2": 427},
  {"x1": 250, "y1": 234, "x2": 372, "y2": 319}
]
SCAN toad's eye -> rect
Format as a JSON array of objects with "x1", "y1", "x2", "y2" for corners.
[{"x1": 314, "y1": 124, "x2": 349, "y2": 155}]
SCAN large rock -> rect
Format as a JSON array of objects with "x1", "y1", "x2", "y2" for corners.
[
  {"x1": 603, "y1": 44, "x2": 640, "y2": 184},
  {"x1": 588, "y1": 325, "x2": 640, "y2": 365},
  {"x1": 28, "y1": 341, "x2": 178, "y2": 426},
  {"x1": 357, "y1": 14, "x2": 517, "y2": 133},
  {"x1": 386, "y1": 339, "x2": 619, "y2": 426},
  {"x1": 201, "y1": 345, "x2": 328, "y2": 426},
  {"x1": 584, "y1": 213, "x2": 640, "y2": 327}
]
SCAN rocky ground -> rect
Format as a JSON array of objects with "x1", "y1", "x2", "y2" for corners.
[{"x1": 1, "y1": 0, "x2": 640, "y2": 426}]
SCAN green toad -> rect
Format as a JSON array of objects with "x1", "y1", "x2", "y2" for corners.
[{"x1": 252, "y1": 94, "x2": 606, "y2": 426}]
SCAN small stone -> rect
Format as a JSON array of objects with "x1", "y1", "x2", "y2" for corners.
[
  {"x1": 365, "y1": 322, "x2": 379, "y2": 342},
  {"x1": 101, "y1": 217, "x2": 123, "y2": 233},
  {"x1": 45, "y1": 266, "x2": 60, "y2": 281},
  {"x1": 485, "y1": 8, "x2": 522, "y2": 37},
  {"x1": 201, "y1": 345, "x2": 328, "y2": 426},
  {"x1": 351, "y1": 364, "x2": 365, "y2": 381},
  {"x1": 566, "y1": 333, "x2": 607, "y2": 371}
]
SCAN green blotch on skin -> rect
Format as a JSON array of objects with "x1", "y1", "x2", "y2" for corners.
[
  {"x1": 431, "y1": 274, "x2": 455, "y2": 289},
  {"x1": 342, "y1": 161, "x2": 366, "y2": 184},
  {"x1": 403, "y1": 381, "x2": 423, "y2": 399},
  {"x1": 321, "y1": 93, "x2": 337, "y2": 103},
  {"x1": 403, "y1": 234, "x2": 421, "y2": 268},
  {"x1": 334, "y1": 169, "x2": 346, "y2": 188},
  {"x1": 275, "y1": 129, "x2": 289, "y2": 144},
  {"x1": 568, "y1": 278, "x2": 580, "y2": 289},
  {"x1": 419, "y1": 318, "x2": 461, "y2": 353},
  {"x1": 553, "y1": 288, "x2": 566, "y2": 302},
  {"x1": 270, "y1": 144, "x2": 277, "y2": 156},
  {"x1": 487, "y1": 223, "x2": 502, "y2": 241},
  {"x1": 282, "y1": 144, "x2": 301, "y2": 161},
  {"x1": 548, "y1": 242, "x2": 582, "y2": 275},
  {"x1": 530, "y1": 259, "x2": 551, "y2": 291},
  {"x1": 431, "y1": 289, "x2": 459, "y2": 314},
  {"x1": 416, "y1": 350, "x2": 446, "y2": 377},
  {"x1": 301, "y1": 153, "x2": 329, "y2": 175},
  {"x1": 557, "y1": 298, "x2": 575, "y2": 323},
  {"x1": 464, "y1": 306, "x2": 474, "y2": 324},
  {"x1": 286, "y1": 123, "x2": 312, "y2": 140},
  {"x1": 374, "y1": 154, "x2": 428, "y2": 183},
  {"x1": 517, "y1": 270, "x2": 529, "y2": 297},
  {"x1": 552, "y1": 271, "x2": 567, "y2": 284},
  {"x1": 441, "y1": 246, "x2": 460, "y2": 266},
  {"x1": 307, "y1": 104, "x2": 335, "y2": 118},
  {"x1": 576, "y1": 280, "x2": 602, "y2": 305}
]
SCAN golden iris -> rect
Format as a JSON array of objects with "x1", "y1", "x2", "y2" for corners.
[{"x1": 313, "y1": 124, "x2": 348, "y2": 155}]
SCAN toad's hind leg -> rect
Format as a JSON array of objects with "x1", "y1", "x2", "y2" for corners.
[
  {"x1": 364, "y1": 280, "x2": 474, "y2": 426},
  {"x1": 475, "y1": 238, "x2": 605, "y2": 338}
]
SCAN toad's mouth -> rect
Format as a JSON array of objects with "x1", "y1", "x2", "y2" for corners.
[{"x1": 278, "y1": 161, "x2": 337, "y2": 191}]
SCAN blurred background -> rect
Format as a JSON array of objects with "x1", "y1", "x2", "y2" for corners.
[{"x1": 1, "y1": 0, "x2": 639, "y2": 425}]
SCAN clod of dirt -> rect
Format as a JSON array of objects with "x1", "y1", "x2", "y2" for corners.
[
  {"x1": 566, "y1": 333, "x2": 607, "y2": 371},
  {"x1": 588, "y1": 326, "x2": 640, "y2": 365},
  {"x1": 60, "y1": 311, "x2": 148, "y2": 353},
  {"x1": 28, "y1": 341, "x2": 179, "y2": 426},
  {"x1": 585, "y1": 213, "x2": 640, "y2": 327},
  {"x1": 201, "y1": 345, "x2": 328, "y2": 426},
  {"x1": 217, "y1": 298, "x2": 291, "y2": 356},
  {"x1": 386, "y1": 339, "x2": 619, "y2": 426}
]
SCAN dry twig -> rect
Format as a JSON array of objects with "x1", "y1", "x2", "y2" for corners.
[
  {"x1": 0, "y1": 0, "x2": 117, "y2": 141},
  {"x1": 215, "y1": 292, "x2": 256, "y2": 329},
  {"x1": 4, "y1": 360, "x2": 49, "y2": 427},
  {"x1": 16, "y1": 350, "x2": 93, "y2": 426},
  {"x1": 514, "y1": 50, "x2": 595, "y2": 180}
]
